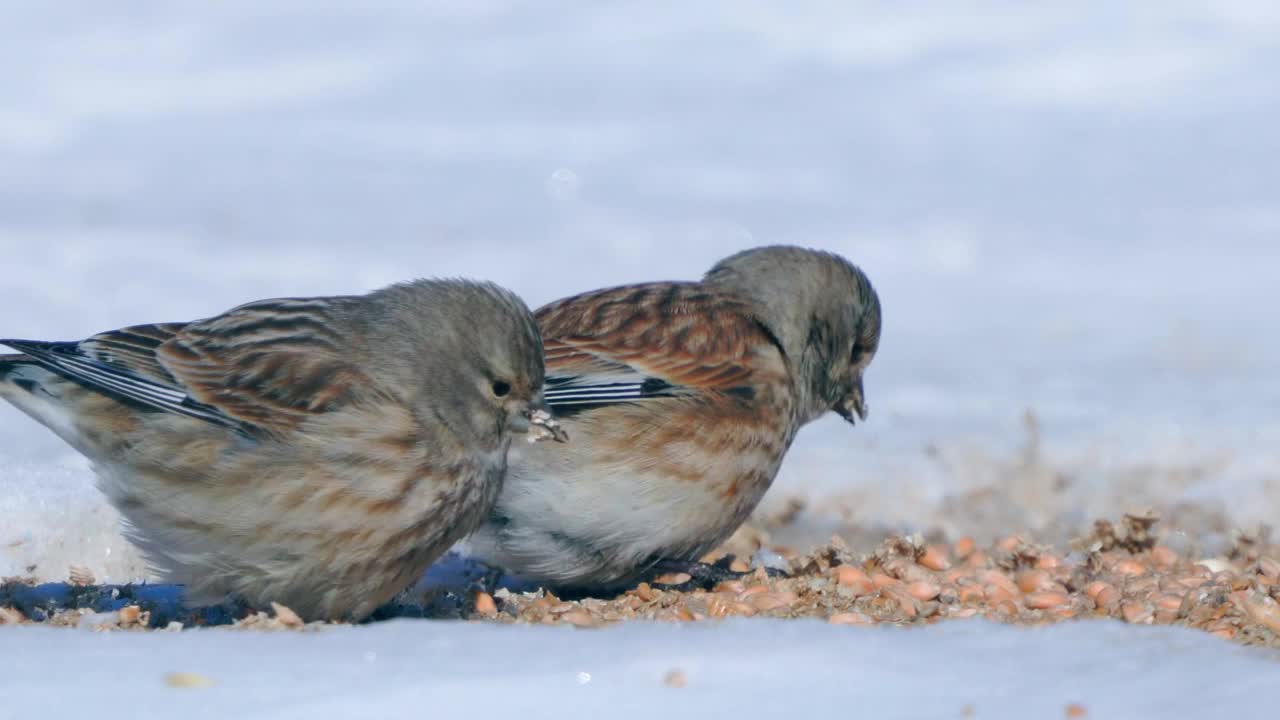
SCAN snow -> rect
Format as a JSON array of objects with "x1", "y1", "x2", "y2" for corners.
[
  {"x1": 1, "y1": 620, "x2": 1276, "y2": 719},
  {"x1": 2, "y1": 2, "x2": 1279, "y2": 715}
]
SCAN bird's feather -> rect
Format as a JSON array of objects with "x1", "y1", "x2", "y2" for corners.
[
  {"x1": 154, "y1": 296, "x2": 377, "y2": 433},
  {"x1": 537, "y1": 283, "x2": 780, "y2": 412},
  {"x1": 2, "y1": 297, "x2": 382, "y2": 435}
]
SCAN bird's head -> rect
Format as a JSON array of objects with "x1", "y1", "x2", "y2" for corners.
[
  {"x1": 367, "y1": 279, "x2": 566, "y2": 446},
  {"x1": 705, "y1": 245, "x2": 881, "y2": 427}
]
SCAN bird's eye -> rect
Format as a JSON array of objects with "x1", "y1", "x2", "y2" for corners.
[{"x1": 491, "y1": 380, "x2": 512, "y2": 398}]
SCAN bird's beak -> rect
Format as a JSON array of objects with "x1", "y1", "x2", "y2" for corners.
[
  {"x1": 523, "y1": 405, "x2": 568, "y2": 443},
  {"x1": 835, "y1": 377, "x2": 868, "y2": 426}
]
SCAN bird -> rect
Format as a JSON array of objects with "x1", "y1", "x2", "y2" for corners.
[
  {"x1": 0, "y1": 279, "x2": 565, "y2": 621},
  {"x1": 467, "y1": 245, "x2": 881, "y2": 591}
]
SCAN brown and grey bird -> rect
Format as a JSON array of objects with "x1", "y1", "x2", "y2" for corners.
[
  {"x1": 0, "y1": 279, "x2": 564, "y2": 620},
  {"x1": 467, "y1": 245, "x2": 881, "y2": 590}
]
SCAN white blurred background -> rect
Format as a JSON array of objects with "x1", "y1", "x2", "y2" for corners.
[{"x1": 2, "y1": 1, "x2": 1277, "y2": 580}]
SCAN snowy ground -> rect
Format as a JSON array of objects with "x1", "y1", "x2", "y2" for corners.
[
  {"x1": 2, "y1": 1, "x2": 1279, "y2": 715},
  {"x1": 2, "y1": 620, "x2": 1278, "y2": 719}
]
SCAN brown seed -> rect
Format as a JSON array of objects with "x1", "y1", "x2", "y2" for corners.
[
  {"x1": 964, "y1": 550, "x2": 990, "y2": 568},
  {"x1": 674, "y1": 606, "x2": 696, "y2": 622},
  {"x1": 954, "y1": 537, "x2": 976, "y2": 559},
  {"x1": 848, "y1": 577, "x2": 877, "y2": 597},
  {"x1": 634, "y1": 583, "x2": 657, "y2": 602},
  {"x1": 1177, "y1": 575, "x2": 1207, "y2": 591},
  {"x1": 729, "y1": 558, "x2": 751, "y2": 573},
  {"x1": 828, "y1": 612, "x2": 871, "y2": 625},
  {"x1": 980, "y1": 570, "x2": 1020, "y2": 597},
  {"x1": 1093, "y1": 586, "x2": 1121, "y2": 614},
  {"x1": 1025, "y1": 591, "x2": 1070, "y2": 610},
  {"x1": 1065, "y1": 703, "x2": 1088, "y2": 718},
  {"x1": 996, "y1": 535, "x2": 1023, "y2": 553},
  {"x1": 950, "y1": 607, "x2": 981, "y2": 619},
  {"x1": 883, "y1": 586, "x2": 919, "y2": 618},
  {"x1": 881, "y1": 558, "x2": 914, "y2": 580},
  {"x1": 561, "y1": 610, "x2": 597, "y2": 627},
  {"x1": 164, "y1": 672, "x2": 214, "y2": 689},
  {"x1": 992, "y1": 599, "x2": 1019, "y2": 617},
  {"x1": 549, "y1": 601, "x2": 577, "y2": 615},
  {"x1": 1154, "y1": 594, "x2": 1184, "y2": 612},
  {"x1": 1121, "y1": 601, "x2": 1153, "y2": 624},
  {"x1": 958, "y1": 585, "x2": 985, "y2": 605},
  {"x1": 906, "y1": 581, "x2": 941, "y2": 602},
  {"x1": 474, "y1": 592, "x2": 498, "y2": 617},
  {"x1": 1016, "y1": 569, "x2": 1053, "y2": 594},
  {"x1": 1127, "y1": 576, "x2": 1158, "y2": 597},
  {"x1": 1258, "y1": 557, "x2": 1280, "y2": 580},
  {"x1": 919, "y1": 545, "x2": 951, "y2": 571},
  {"x1": 704, "y1": 595, "x2": 732, "y2": 618},
  {"x1": 750, "y1": 591, "x2": 799, "y2": 612},
  {"x1": 984, "y1": 584, "x2": 1016, "y2": 606},
  {"x1": 871, "y1": 572, "x2": 900, "y2": 589},
  {"x1": 714, "y1": 580, "x2": 746, "y2": 595},
  {"x1": 118, "y1": 605, "x2": 143, "y2": 626},
  {"x1": 1113, "y1": 559, "x2": 1148, "y2": 577},
  {"x1": 0, "y1": 606, "x2": 26, "y2": 625},
  {"x1": 653, "y1": 572, "x2": 692, "y2": 586},
  {"x1": 739, "y1": 584, "x2": 769, "y2": 598},
  {"x1": 1036, "y1": 553, "x2": 1062, "y2": 570},
  {"x1": 834, "y1": 565, "x2": 869, "y2": 587},
  {"x1": 271, "y1": 602, "x2": 304, "y2": 628},
  {"x1": 1242, "y1": 593, "x2": 1280, "y2": 633},
  {"x1": 1150, "y1": 545, "x2": 1178, "y2": 569},
  {"x1": 663, "y1": 669, "x2": 687, "y2": 688},
  {"x1": 731, "y1": 602, "x2": 758, "y2": 617}
]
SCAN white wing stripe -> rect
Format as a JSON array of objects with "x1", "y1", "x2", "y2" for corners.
[
  {"x1": 547, "y1": 389, "x2": 645, "y2": 399},
  {"x1": 545, "y1": 384, "x2": 643, "y2": 398},
  {"x1": 5, "y1": 341, "x2": 248, "y2": 432},
  {"x1": 53, "y1": 355, "x2": 190, "y2": 406},
  {"x1": 548, "y1": 397, "x2": 642, "y2": 406}
]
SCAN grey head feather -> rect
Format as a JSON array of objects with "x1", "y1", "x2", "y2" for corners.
[
  {"x1": 704, "y1": 245, "x2": 881, "y2": 424},
  {"x1": 352, "y1": 278, "x2": 547, "y2": 446}
]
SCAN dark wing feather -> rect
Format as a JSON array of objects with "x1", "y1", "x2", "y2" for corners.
[
  {"x1": 2, "y1": 296, "x2": 376, "y2": 435},
  {"x1": 0, "y1": 336, "x2": 250, "y2": 432},
  {"x1": 80, "y1": 322, "x2": 189, "y2": 383},
  {"x1": 154, "y1": 296, "x2": 374, "y2": 432},
  {"x1": 537, "y1": 283, "x2": 771, "y2": 412}
]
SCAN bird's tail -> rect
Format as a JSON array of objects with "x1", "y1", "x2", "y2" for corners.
[
  {"x1": 0, "y1": 352, "x2": 25, "y2": 375},
  {"x1": 0, "y1": 353, "x2": 41, "y2": 396}
]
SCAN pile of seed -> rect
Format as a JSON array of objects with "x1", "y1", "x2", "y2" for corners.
[
  {"x1": 4, "y1": 516, "x2": 1279, "y2": 647},
  {"x1": 479, "y1": 518, "x2": 1280, "y2": 648}
]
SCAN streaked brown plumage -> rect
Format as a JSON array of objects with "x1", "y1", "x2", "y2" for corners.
[
  {"x1": 468, "y1": 246, "x2": 881, "y2": 589},
  {"x1": 0, "y1": 280, "x2": 562, "y2": 620}
]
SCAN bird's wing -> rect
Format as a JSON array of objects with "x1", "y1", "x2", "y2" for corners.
[
  {"x1": 79, "y1": 321, "x2": 190, "y2": 383},
  {"x1": 2, "y1": 330, "x2": 248, "y2": 433},
  {"x1": 537, "y1": 283, "x2": 778, "y2": 411},
  {"x1": 154, "y1": 296, "x2": 379, "y2": 433},
  {"x1": 2, "y1": 296, "x2": 376, "y2": 435}
]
